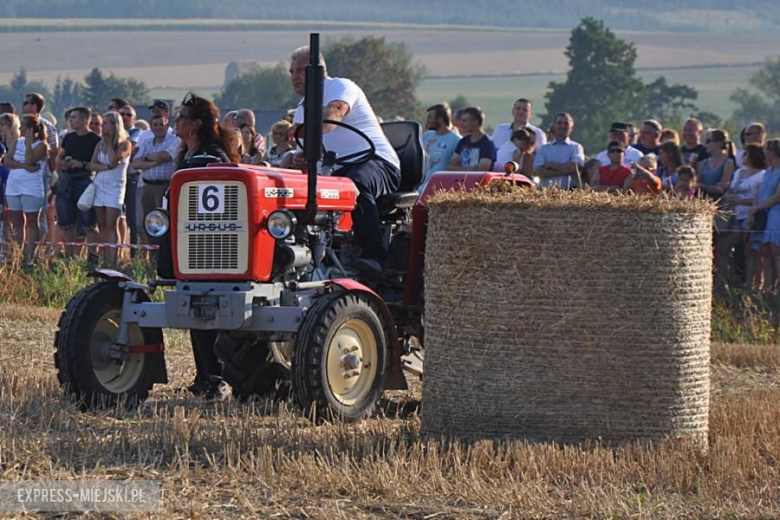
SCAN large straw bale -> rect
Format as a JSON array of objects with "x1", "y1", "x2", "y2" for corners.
[{"x1": 421, "y1": 187, "x2": 716, "y2": 447}]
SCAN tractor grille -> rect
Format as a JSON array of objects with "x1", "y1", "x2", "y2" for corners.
[
  {"x1": 187, "y1": 185, "x2": 239, "y2": 221},
  {"x1": 188, "y1": 234, "x2": 239, "y2": 270},
  {"x1": 177, "y1": 181, "x2": 249, "y2": 275}
]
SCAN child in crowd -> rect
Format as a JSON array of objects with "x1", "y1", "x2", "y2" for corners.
[
  {"x1": 624, "y1": 154, "x2": 662, "y2": 195},
  {"x1": 674, "y1": 165, "x2": 697, "y2": 199},
  {"x1": 590, "y1": 141, "x2": 632, "y2": 192}
]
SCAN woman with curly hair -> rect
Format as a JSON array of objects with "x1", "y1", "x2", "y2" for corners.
[
  {"x1": 170, "y1": 92, "x2": 239, "y2": 399},
  {"x1": 175, "y1": 92, "x2": 239, "y2": 169}
]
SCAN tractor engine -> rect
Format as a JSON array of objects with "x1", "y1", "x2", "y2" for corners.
[{"x1": 163, "y1": 164, "x2": 359, "y2": 282}]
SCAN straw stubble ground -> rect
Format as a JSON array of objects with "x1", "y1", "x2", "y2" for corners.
[{"x1": 1, "y1": 304, "x2": 780, "y2": 518}]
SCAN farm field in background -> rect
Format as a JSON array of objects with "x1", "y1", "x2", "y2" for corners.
[
  {"x1": 418, "y1": 64, "x2": 762, "y2": 132},
  {"x1": 2, "y1": 302, "x2": 780, "y2": 517},
  {"x1": 0, "y1": 24, "x2": 772, "y2": 125}
]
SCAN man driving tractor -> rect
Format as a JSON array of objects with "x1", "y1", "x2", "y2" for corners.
[{"x1": 288, "y1": 46, "x2": 401, "y2": 275}]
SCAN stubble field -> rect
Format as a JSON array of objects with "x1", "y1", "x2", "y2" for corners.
[
  {"x1": 2, "y1": 302, "x2": 780, "y2": 517},
  {"x1": 0, "y1": 23, "x2": 774, "y2": 126}
]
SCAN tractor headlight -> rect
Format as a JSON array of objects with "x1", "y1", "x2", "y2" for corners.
[
  {"x1": 144, "y1": 209, "x2": 170, "y2": 237},
  {"x1": 267, "y1": 210, "x2": 297, "y2": 240}
]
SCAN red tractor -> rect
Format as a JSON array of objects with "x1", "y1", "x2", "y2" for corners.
[{"x1": 54, "y1": 35, "x2": 531, "y2": 420}]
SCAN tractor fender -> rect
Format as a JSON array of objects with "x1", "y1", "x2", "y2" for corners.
[
  {"x1": 88, "y1": 269, "x2": 136, "y2": 283},
  {"x1": 86, "y1": 269, "x2": 168, "y2": 385},
  {"x1": 331, "y1": 279, "x2": 407, "y2": 390}
]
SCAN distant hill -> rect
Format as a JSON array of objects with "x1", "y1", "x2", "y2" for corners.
[{"x1": 2, "y1": 0, "x2": 780, "y2": 33}]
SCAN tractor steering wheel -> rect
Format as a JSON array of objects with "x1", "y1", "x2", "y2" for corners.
[{"x1": 295, "y1": 119, "x2": 377, "y2": 167}]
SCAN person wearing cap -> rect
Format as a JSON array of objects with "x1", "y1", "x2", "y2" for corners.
[
  {"x1": 596, "y1": 122, "x2": 642, "y2": 167},
  {"x1": 136, "y1": 100, "x2": 174, "y2": 149},
  {"x1": 634, "y1": 119, "x2": 663, "y2": 156},
  {"x1": 491, "y1": 98, "x2": 547, "y2": 151}
]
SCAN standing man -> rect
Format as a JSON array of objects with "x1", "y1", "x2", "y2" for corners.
[
  {"x1": 491, "y1": 98, "x2": 547, "y2": 150},
  {"x1": 132, "y1": 114, "x2": 180, "y2": 245},
  {"x1": 23, "y1": 93, "x2": 59, "y2": 237},
  {"x1": 533, "y1": 112, "x2": 585, "y2": 188},
  {"x1": 447, "y1": 106, "x2": 496, "y2": 172},
  {"x1": 289, "y1": 45, "x2": 400, "y2": 275},
  {"x1": 420, "y1": 102, "x2": 460, "y2": 192},
  {"x1": 681, "y1": 117, "x2": 709, "y2": 165},
  {"x1": 736, "y1": 122, "x2": 765, "y2": 168},
  {"x1": 55, "y1": 107, "x2": 101, "y2": 255},
  {"x1": 118, "y1": 105, "x2": 143, "y2": 251},
  {"x1": 596, "y1": 122, "x2": 642, "y2": 167},
  {"x1": 633, "y1": 119, "x2": 663, "y2": 156}
]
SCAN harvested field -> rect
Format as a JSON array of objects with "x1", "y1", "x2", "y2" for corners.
[
  {"x1": 0, "y1": 25, "x2": 773, "y2": 90},
  {"x1": 2, "y1": 303, "x2": 780, "y2": 517}
]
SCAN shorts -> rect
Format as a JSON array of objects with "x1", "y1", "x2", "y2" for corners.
[
  {"x1": 56, "y1": 175, "x2": 97, "y2": 230},
  {"x1": 5, "y1": 194, "x2": 44, "y2": 213}
]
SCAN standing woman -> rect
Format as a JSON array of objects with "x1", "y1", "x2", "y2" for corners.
[
  {"x1": 87, "y1": 111, "x2": 130, "y2": 265},
  {"x1": 716, "y1": 144, "x2": 766, "y2": 287},
  {"x1": 2, "y1": 114, "x2": 49, "y2": 259},
  {"x1": 697, "y1": 129, "x2": 736, "y2": 201},
  {"x1": 748, "y1": 139, "x2": 780, "y2": 290},
  {"x1": 239, "y1": 123, "x2": 261, "y2": 164},
  {"x1": 657, "y1": 141, "x2": 683, "y2": 190},
  {"x1": 169, "y1": 92, "x2": 239, "y2": 398}
]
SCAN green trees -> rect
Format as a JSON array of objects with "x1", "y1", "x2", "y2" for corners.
[
  {"x1": 0, "y1": 68, "x2": 51, "y2": 115},
  {"x1": 730, "y1": 57, "x2": 780, "y2": 133},
  {"x1": 214, "y1": 64, "x2": 298, "y2": 110},
  {"x1": 323, "y1": 36, "x2": 426, "y2": 120},
  {"x1": 81, "y1": 68, "x2": 150, "y2": 111},
  {"x1": 216, "y1": 36, "x2": 426, "y2": 120},
  {"x1": 543, "y1": 18, "x2": 699, "y2": 152}
]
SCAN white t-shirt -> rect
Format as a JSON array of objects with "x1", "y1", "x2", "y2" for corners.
[
  {"x1": 5, "y1": 138, "x2": 46, "y2": 198},
  {"x1": 729, "y1": 167, "x2": 765, "y2": 221},
  {"x1": 293, "y1": 77, "x2": 400, "y2": 170},
  {"x1": 596, "y1": 146, "x2": 643, "y2": 168},
  {"x1": 491, "y1": 122, "x2": 546, "y2": 151}
]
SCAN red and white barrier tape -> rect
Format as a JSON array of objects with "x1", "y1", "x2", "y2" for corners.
[{"x1": 41, "y1": 241, "x2": 159, "y2": 250}]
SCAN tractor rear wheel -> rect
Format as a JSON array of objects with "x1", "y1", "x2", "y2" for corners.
[
  {"x1": 54, "y1": 282, "x2": 164, "y2": 408},
  {"x1": 214, "y1": 334, "x2": 291, "y2": 400},
  {"x1": 292, "y1": 291, "x2": 389, "y2": 422}
]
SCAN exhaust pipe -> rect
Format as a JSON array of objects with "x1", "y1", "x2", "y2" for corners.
[{"x1": 301, "y1": 33, "x2": 324, "y2": 226}]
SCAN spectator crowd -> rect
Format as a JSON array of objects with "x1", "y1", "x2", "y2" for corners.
[
  {"x1": 0, "y1": 93, "x2": 296, "y2": 267},
  {"x1": 1, "y1": 87, "x2": 778, "y2": 293}
]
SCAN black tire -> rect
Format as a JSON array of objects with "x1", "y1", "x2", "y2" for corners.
[
  {"x1": 213, "y1": 334, "x2": 291, "y2": 400},
  {"x1": 54, "y1": 282, "x2": 164, "y2": 408},
  {"x1": 293, "y1": 291, "x2": 390, "y2": 422}
]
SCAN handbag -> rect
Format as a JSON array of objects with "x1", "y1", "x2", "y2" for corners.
[
  {"x1": 76, "y1": 181, "x2": 96, "y2": 211},
  {"x1": 751, "y1": 209, "x2": 768, "y2": 232}
]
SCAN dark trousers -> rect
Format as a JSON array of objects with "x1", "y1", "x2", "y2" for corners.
[
  {"x1": 124, "y1": 173, "x2": 139, "y2": 255},
  {"x1": 339, "y1": 157, "x2": 400, "y2": 262},
  {"x1": 190, "y1": 330, "x2": 222, "y2": 382}
]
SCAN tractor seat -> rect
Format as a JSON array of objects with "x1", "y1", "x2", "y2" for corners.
[{"x1": 377, "y1": 121, "x2": 425, "y2": 219}]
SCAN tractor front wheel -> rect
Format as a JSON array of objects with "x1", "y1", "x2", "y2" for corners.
[
  {"x1": 54, "y1": 282, "x2": 164, "y2": 408},
  {"x1": 293, "y1": 291, "x2": 389, "y2": 422}
]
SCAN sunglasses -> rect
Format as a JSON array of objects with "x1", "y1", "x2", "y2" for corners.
[
  {"x1": 22, "y1": 100, "x2": 32, "y2": 106},
  {"x1": 181, "y1": 93, "x2": 195, "y2": 106},
  {"x1": 608, "y1": 148, "x2": 624, "y2": 153},
  {"x1": 119, "y1": 112, "x2": 133, "y2": 117}
]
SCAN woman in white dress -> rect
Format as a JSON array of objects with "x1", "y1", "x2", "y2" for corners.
[
  {"x1": 87, "y1": 111, "x2": 130, "y2": 265},
  {"x1": 1, "y1": 114, "x2": 49, "y2": 259}
]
